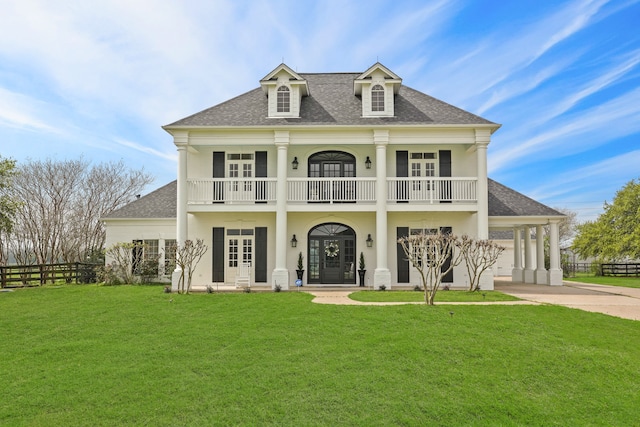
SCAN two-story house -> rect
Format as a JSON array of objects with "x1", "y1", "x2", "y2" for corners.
[{"x1": 103, "y1": 63, "x2": 565, "y2": 290}]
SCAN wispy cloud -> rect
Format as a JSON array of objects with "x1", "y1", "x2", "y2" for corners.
[
  {"x1": 415, "y1": 0, "x2": 613, "y2": 109},
  {"x1": 114, "y1": 138, "x2": 177, "y2": 162},
  {"x1": 489, "y1": 86, "x2": 640, "y2": 171},
  {"x1": 528, "y1": 149, "x2": 640, "y2": 201},
  {"x1": 0, "y1": 87, "x2": 63, "y2": 134}
]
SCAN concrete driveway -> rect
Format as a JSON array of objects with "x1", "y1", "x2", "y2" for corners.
[
  {"x1": 495, "y1": 280, "x2": 640, "y2": 321},
  {"x1": 308, "y1": 280, "x2": 640, "y2": 321}
]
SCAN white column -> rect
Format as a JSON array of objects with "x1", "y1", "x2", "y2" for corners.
[
  {"x1": 272, "y1": 132, "x2": 290, "y2": 290},
  {"x1": 373, "y1": 130, "x2": 391, "y2": 289},
  {"x1": 548, "y1": 220, "x2": 563, "y2": 286},
  {"x1": 512, "y1": 227, "x2": 523, "y2": 282},
  {"x1": 475, "y1": 131, "x2": 490, "y2": 239},
  {"x1": 172, "y1": 139, "x2": 188, "y2": 291},
  {"x1": 523, "y1": 225, "x2": 535, "y2": 283},
  {"x1": 535, "y1": 224, "x2": 548, "y2": 284},
  {"x1": 475, "y1": 130, "x2": 493, "y2": 289}
]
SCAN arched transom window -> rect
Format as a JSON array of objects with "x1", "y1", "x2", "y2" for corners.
[
  {"x1": 277, "y1": 86, "x2": 290, "y2": 112},
  {"x1": 371, "y1": 84, "x2": 384, "y2": 112}
]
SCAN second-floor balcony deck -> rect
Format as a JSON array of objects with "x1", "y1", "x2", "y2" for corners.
[{"x1": 187, "y1": 177, "x2": 478, "y2": 211}]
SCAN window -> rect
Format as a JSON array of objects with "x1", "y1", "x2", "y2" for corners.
[
  {"x1": 277, "y1": 86, "x2": 290, "y2": 112},
  {"x1": 371, "y1": 85, "x2": 384, "y2": 112},
  {"x1": 164, "y1": 239, "x2": 177, "y2": 275},
  {"x1": 409, "y1": 228, "x2": 438, "y2": 267}
]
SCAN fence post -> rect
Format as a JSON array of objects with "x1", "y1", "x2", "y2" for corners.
[{"x1": 1, "y1": 266, "x2": 5, "y2": 288}]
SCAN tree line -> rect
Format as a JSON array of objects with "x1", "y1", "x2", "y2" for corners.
[
  {"x1": 572, "y1": 178, "x2": 640, "y2": 262},
  {"x1": 0, "y1": 155, "x2": 153, "y2": 266}
]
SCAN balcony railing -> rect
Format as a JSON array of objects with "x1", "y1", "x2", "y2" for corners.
[
  {"x1": 188, "y1": 178, "x2": 278, "y2": 204},
  {"x1": 187, "y1": 177, "x2": 476, "y2": 205},
  {"x1": 287, "y1": 178, "x2": 376, "y2": 203},
  {"x1": 386, "y1": 177, "x2": 477, "y2": 203}
]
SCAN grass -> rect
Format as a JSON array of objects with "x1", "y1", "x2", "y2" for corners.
[
  {"x1": 1, "y1": 285, "x2": 640, "y2": 426},
  {"x1": 566, "y1": 273, "x2": 640, "y2": 288},
  {"x1": 349, "y1": 289, "x2": 520, "y2": 302}
]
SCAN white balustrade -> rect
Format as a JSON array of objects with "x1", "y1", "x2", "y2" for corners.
[{"x1": 187, "y1": 177, "x2": 476, "y2": 204}]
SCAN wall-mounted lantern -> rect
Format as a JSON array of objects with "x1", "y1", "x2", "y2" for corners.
[
  {"x1": 292, "y1": 157, "x2": 299, "y2": 170},
  {"x1": 366, "y1": 234, "x2": 373, "y2": 247},
  {"x1": 365, "y1": 156, "x2": 372, "y2": 169},
  {"x1": 291, "y1": 234, "x2": 298, "y2": 247}
]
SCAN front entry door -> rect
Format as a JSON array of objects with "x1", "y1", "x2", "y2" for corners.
[
  {"x1": 308, "y1": 223, "x2": 356, "y2": 285},
  {"x1": 321, "y1": 239, "x2": 342, "y2": 283}
]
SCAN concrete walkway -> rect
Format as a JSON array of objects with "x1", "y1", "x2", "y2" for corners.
[{"x1": 307, "y1": 280, "x2": 640, "y2": 321}]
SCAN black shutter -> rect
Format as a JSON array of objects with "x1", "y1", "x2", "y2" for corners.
[
  {"x1": 439, "y1": 150, "x2": 451, "y2": 203},
  {"x1": 255, "y1": 151, "x2": 267, "y2": 204},
  {"x1": 255, "y1": 227, "x2": 267, "y2": 282},
  {"x1": 396, "y1": 151, "x2": 408, "y2": 203},
  {"x1": 440, "y1": 226, "x2": 453, "y2": 283},
  {"x1": 212, "y1": 151, "x2": 225, "y2": 204},
  {"x1": 212, "y1": 227, "x2": 224, "y2": 282},
  {"x1": 397, "y1": 227, "x2": 409, "y2": 283}
]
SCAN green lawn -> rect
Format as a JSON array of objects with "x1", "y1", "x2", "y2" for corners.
[
  {"x1": 349, "y1": 289, "x2": 520, "y2": 302},
  {"x1": 1, "y1": 285, "x2": 640, "y2": 426},
  {"x1": 567, "y1": 274, "x2": 640, "y2": 288}
]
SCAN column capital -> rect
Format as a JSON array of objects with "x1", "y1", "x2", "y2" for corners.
[
  {"x1": 274, "y1": 130, "x2": 290, "y2": 145},
  {"x1": 171, "y1": 130, "x2": 189, "y2": 146},
  {"x1": 373, "y1": 129, "x2": 389, "y2": 145},
  {"x1": 474, "y1": 128, "x2": 491, "y2": 145}
]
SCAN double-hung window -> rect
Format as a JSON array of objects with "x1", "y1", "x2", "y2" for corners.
[
  {"x1": 371, "y1": 85, "x2": 384, "y2": 112},
  {"x1": 277, "y1": 86, "x2": 290, "y2": 112}
]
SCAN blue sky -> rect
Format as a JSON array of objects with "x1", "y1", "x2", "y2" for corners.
[{"x1": 1, "y1": 0, "x2": 638, "y2": 222}]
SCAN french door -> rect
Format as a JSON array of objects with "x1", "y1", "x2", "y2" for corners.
[
  {"x1": 227, "y1": 154, "x2": 253, "y2": 202},
  {"x1": 410, "y1": 152, "x2": 437, "y2": 200},
  {"x1": 225, "y1": 230, "x2": 253, "y2": 284},
  {"x1": 308, "y1": 151, "x2": 355, "y2": 203}
]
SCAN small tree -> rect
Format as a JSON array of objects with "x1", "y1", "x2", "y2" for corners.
[
  {"x1": 459, "y1": 235, "x2": 505, "y2": 292},
  {"x1": 0, "y1": 156, "x2": 19, "y2": 265},
  {"x1": 103, "y1": 241, "x2": 141, "y2": 284},
  {"x1": 397, "y1": 231, "x2": 463, "y2": 305},
  {"x1": 175, "y1": 239, "x2": 208, "y2": 294}
]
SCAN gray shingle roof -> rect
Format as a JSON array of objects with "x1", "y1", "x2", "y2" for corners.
[
  {"x1": 102, "y1": 181, "x2": 176, "y2": 219},
  {"x1": 488, "y1": 179, "x2": 563, "y2": 217},
  {"x1": 104, "y1": 179, "x2": 561, "y2": 220},
  {"x1": 165, "y1": 73, "x2": 497, "y2": 128}
]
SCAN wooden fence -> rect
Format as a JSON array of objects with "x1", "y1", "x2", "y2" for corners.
[
  {"x1": 562, "y1": 262, "x2": 593, "y2": 276},
  {"x1": 601, "y1": 263, "x2": 640, "y2": 277},
  {"x1": 0, "y1": 262, "x2": 98, "y2": 288}
]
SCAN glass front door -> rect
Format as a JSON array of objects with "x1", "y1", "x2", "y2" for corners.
[{"x1": 308, "y1": 223, "x2": 356, "y2": 285}]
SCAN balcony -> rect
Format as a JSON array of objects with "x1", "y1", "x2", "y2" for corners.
[{"x1": 187, "y1": 177, "x2": 477, "y2": 208}]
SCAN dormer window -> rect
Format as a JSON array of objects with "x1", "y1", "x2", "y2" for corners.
[
  {"x1": 354, "y1": 63, "x2": 402, "y2": 118},
  {"x1": 371, "y1": 85, "x2": 385, "y2": 112},
  {"x1": 277, "y1": 86, "x2": 290, "y2": 113},
  {"x1": 260, "y1": 64, "x2": 309, "y2": 118}
]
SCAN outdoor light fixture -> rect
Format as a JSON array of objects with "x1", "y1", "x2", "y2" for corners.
[
  {"x1": 292, "y1": 157, "x2": 299, "y2": 170},
  {"x1": 365, "y1": 156, "x2": 372, "y2": 169},
  {"x1": 366, "y1": 234, "x2": 373, "y2": 247},
  {"x1": 291, "y1": 234, "x2": 298, "y2": 247}
]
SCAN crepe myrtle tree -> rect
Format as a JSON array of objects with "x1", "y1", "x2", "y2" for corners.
[
  {"x1": 175, "y1": 239, "x2": 208, "y2": 294},
  {"x1": 102, "y1": 241, "x2": 141, "y2": 285},
  {"x1": 397, "y1": 231, "x2": 464, "y2": 305},
  {"x1": 459, "y1": 235, "x2": 505, "y2": 292}
]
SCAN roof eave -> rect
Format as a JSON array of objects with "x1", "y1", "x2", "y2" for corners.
[{"x1": 162, "y1": 123, "x2": 501, "y2": 133}]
